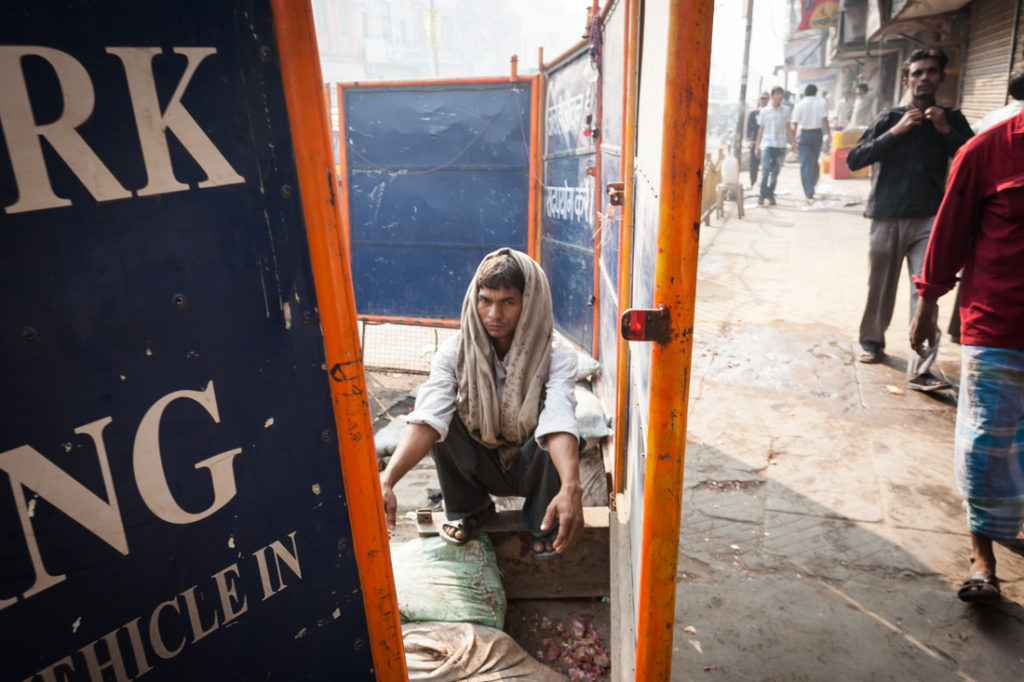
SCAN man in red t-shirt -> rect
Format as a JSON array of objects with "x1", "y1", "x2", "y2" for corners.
[{"x1": 910, "y1": 108, "x2": 1024, "y2": 604}]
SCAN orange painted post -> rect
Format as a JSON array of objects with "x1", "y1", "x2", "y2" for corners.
[
  {"x1": 527, "y1": 74, "x2": 541, "y2": 260},
  {"x1": 338, "y1": 75, "x2": 513, "y2": 89},
  {"x1": 613, "y1": 0, "x2": 640, "y2": 493},
  {"x1": 633, "y1": 0, "x2": 714, "y2": 680},
  {"x1": 272, "y1": 2, "x2": 406, "y2": 679},
  {"x1": 360, "y1": 314, "x2": 460, "y2": 328},
  {"x1": 535, "y1": 58, "x2": 547, "y2": 258}
]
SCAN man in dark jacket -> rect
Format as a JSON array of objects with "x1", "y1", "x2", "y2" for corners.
[
  {"x1": 847, "y1": 47, "x2": 972, "y2": 391},
  {"x1": 746, "y1": 92, "x2": 768, "y2": 187}
]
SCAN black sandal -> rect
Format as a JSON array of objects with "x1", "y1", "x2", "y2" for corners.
[
  {"x1": 440, "y1": 502, "x2": 495, "y2": 546},
  {"x1": 957, "y1": 571, "x2": 1001, "y2": 603},
  {"x1": 531, "y1": 531, "x2": 558, "y2": 560}
]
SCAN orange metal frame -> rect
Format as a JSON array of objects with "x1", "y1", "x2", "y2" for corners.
[
  {"x1": 528, "y1": 72, "x2": 541, "y2": 259},
  {"x1": 590, "y1": 0, "x2": 604, "y2": 356},
  {"x1": 359, "y1": 314, "x2": 460, "y2": 329},
  {"x1": 633, "y1": 0, "x2": 714, "y2": 680},
  {"x1": 613, "y1": 0, "x2": 640, "y2": 494},
  {"x1": 272, "y1": 2, "x2": 406, "y2": 679}
]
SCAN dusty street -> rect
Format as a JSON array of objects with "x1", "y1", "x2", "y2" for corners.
[{"x1": 673, "y1": 160, "x2": 1024, "y2": 680}]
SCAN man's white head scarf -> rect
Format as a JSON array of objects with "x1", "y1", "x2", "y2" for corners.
[{"x1": 455, "y1": 248, "x2": 553, "y2": 469}]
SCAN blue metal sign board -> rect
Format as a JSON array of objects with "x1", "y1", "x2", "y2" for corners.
[
  {"x1": 344, "y1": 81, "x2": 532, "y2": 321},
  {"x1": 541, "y1": 50, "x2": 598, "y2": 352},
  {"x1": 0, "y1": 2, "x2": 374, "y2": 679}
]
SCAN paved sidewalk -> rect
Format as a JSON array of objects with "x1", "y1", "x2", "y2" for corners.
[{"x1": 672, "y1": 161, "x2": 1024, "y2": 680}]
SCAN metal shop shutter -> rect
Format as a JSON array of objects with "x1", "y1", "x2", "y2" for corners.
[{"x1": 960, "y1": 0, "x2": 1017, "y2": 124}]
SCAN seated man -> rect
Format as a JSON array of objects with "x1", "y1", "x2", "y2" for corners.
[{"x1": 380, "y1": 248, "x2": 583, "y2": 558}]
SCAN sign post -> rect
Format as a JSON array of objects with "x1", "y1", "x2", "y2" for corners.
[{"x1": 0, "y1": 2, "x2": 403, "y2": 679}]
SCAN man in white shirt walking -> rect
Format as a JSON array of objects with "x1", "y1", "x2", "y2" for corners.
[
  {"x1": 790, "y1": 84, "x2": 831, "y2": 202},
  {"x1": 379, "y1": 248, "x2": 583, "y2": 559}
]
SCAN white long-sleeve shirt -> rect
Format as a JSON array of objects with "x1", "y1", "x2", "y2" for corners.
[{"x1": 407, "y1": 332, "x2": 580, "y2": 450}]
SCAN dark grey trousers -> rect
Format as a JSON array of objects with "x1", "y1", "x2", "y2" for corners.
[
  {"x1": 858, "y1": 215, "x2": 939, "y2": 379},
  {"x1": 431, "y1": 415, "x2": 565, "y2": 537}
]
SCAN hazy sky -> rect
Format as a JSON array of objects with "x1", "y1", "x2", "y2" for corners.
[
  {"x1": 709, "y1": 0, "x2": 790, "y2": 102},
  {"x1": 531, "y1": 0, "x2": 790, "y2": 102}
]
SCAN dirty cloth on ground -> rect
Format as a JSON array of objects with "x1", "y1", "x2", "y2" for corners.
[
  {"x1": 457, "y1": 248, "x2": 553, "y2": 469},
  {"x1": 956, "y1": 345, "x2": 1024, "y2": 540},
  {"x1": 404, "y1": 621, "x2": 567, "y2": 681}
]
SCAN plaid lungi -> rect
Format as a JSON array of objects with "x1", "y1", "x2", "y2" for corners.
[{"x1": 955, "y1": 345, "x2": 1024, "y2": 540}]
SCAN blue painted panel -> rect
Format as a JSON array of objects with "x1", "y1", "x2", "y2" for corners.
[
  {"x1": 597, "y1": 152, "x2": 622, "y2": 395},
  {"x1": 542, "y1": 49, "x2": 598, "y2": 352},
  {"x1": 344, "y1": 82, "x2": 531, "y2": 320},
  {"x1": 345, "y1": 84, "x2": 532, "y2": 169},
  {"x1": 542, "y1": 245, "x2": 594, "y2": 352},
  {"x1": 542, "y1": 155, "x2": 597, "y2": 247},
  {"x1": 0, "y1": 2, "x2": 373, "y2": 679},
  {"x1": 601, "y1": 5, "x2": 625, "y2": 149},
  {"x1": 631, "y1": 174, "x2": 660, "y2": 431},
  {"x1": 545, "y1": 48, "x2": 598, "y2": 157}
]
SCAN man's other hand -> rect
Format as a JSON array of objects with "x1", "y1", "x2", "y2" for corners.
[
  {"x1": 924, "y1": 106, "x2": 951, "y2": 134},
  {"x1": 540, "y1": 482, "x2": 584, "y2": 554},
  {"x1": 381, "y1": 483, "x2": 398, "y2": 531},
  {"x1": 891, "y1": 108, "x2": 923, "y2": 136},
  {"x1": 378, "y1": 422, "x2": 440, "y2": 534},
  {"x1": 910, "y1": 297, "x2": 940, "y2": 358}
]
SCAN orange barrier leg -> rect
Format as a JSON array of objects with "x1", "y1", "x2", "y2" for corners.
[
  {"x1": 634, "y1": 0, "x2": 714, "y2": 680},
  {"x1": 272, "y1": 2, "x2": 406, "y2": 679}
]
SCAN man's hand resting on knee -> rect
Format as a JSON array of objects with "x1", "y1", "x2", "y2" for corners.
[{"x1": 539, "y1": 432, "x2": 584, "y2": 554}]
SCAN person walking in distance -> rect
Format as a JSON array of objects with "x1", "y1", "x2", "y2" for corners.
[
  {"x1": 755, "y1": 86, "x2": 793, "y2": 207},
  {"x1": 789, "y1": 83, "x2": 831, "y2": 203},
  {"x1": 846, "y1": 47, "x2": 972, "y2": 391},
  {"x1": 851, "y1": 82, "x2": 877, "y2": 127},
  {"x1": 746, "y1": 92, "x2": 769, "y2": 188}
]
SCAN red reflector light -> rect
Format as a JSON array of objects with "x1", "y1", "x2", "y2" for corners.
[{"x1": 621, "y1": 306, "x2": 671, "y2": 343}]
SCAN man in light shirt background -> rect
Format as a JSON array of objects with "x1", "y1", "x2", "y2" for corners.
[
  {"x1": 833, "y1": 90, "x2": 854, "y2": 130},
  {"x1": 755, "y1": 86, "x2": 794, "y2": 207},
  {"x1": 851, "y1": 82, "x2": 878, "y2": 127},
  {"x1": 789, "y1": 84, "x2": 831, "y2": 204}
]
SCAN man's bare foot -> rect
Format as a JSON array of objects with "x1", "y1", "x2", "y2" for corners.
[
  {"x1": 438, "y1": 503, "x2": 494, "y2": 547},
  {"x1": 532, "y1": 534, "x2": 558, "y2": 559},
  {"x1": 959, "y1": 532, "x2": 1001, "y2": 603}
]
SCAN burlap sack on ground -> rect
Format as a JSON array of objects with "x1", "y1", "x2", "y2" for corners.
[{"x1": 404, "y1": 621, "x2": 567, "y2": 681}]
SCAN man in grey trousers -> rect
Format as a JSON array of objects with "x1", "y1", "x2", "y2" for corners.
[{"x1": 846, "y1": 47, "x2": 972, "y2": 391}]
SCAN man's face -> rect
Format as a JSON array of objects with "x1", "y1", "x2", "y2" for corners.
[
  {"x1": 771, "y1": 91, "x2": 783, "y2": 107},
  {"x1": 904, "y1": 58, "x2": 944, "y2": 100},
  {"x1": 476, "y1": 285, "x2": 523, "y2": 347}
]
